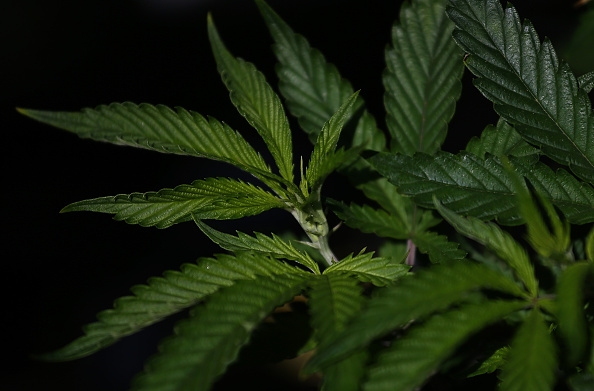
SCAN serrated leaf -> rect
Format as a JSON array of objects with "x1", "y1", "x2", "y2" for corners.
[
  {"x1": 412, "y1": 230, "x2": 467, "y2": 264},
  {"x1": 498, "y1": 309, "x2": 557, "y2": 391},
  {"x1": 309, "y1": 273, "x2": 367, "y2": 391},
  {"x1": 38, "y1": 253, "x2": 293, "y2": 361},
  {"x1": 384, "y1": 0, "x2": 463, "y2": 155},
  {"x1": 324, "y1": 251, "x2": 410, "y2": 287},
  {"x1": 504, "y1": 159, "x2": 572, "y2": 261},
  {"x1": 557, "y1": 262, "x2": 592, "y2": 366},
  {"x1": 328, "y1": 200, "x2": 410, "y2": 240},
  {"x1": 578, "y1": 71, "x2": 594, "y2": 94},
  {"x1": 131, "y1": 273, "x2": 308, "y2": 391},
  {"x1": 17, "y1": 104, "x2": 280, "y2": 186},
  {"x1": 466, "y1": 118, "x2": 539, "y2": 163},
  {"x1": 468, "y1": 346, "x2": 510, "y2": 377},
  {"x1": 363, "y1": 300, "x2": 525, "y2": 391},
  {"x1": 434, "y1": 199, "x2": 537, "y2": 297},
  {"x1": 62, "y1": 177, "x2": 286, "y2": 228},
  {"x1": 305, "y1": 92, "x2": 359, "y2": 193},
  {"x1": 369, "y1": 151, "x2": 594, "y2": 225},
  {"x1": 310, "y1": 273, "x2": 365, "y2": 341},
  {"x1": 208, "y1": 14, "x2": 294, "y2": 183},
  {"x1": 306, "y1": 261, "x2": 527, "y2": 371},
  {"x1": 447, "y1": 0, "x2": 594, "y2": 184},
  {"x1": 194, "y1": 218, "x2": 319, "y2": 274},
  {"x1": 256, "y1": 0, "x2": 385, "y2": 150}
]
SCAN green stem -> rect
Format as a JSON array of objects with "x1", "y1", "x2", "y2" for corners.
[{"x1": 290, "y1": 194, "x2": 336, "y2": 266}]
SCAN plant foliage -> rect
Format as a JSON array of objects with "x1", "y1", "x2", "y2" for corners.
[{"x1": 22, "y1": 0, "x2": 594, "y2": 390}]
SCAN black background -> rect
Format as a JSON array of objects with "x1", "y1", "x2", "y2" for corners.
[{"x1": 3, "y1": 0, "x2": 592, "y2": 390}]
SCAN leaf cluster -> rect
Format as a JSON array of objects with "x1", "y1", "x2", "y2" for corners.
[{"x1": 21, "y1": 0, "x2": 594, "y2": 390}]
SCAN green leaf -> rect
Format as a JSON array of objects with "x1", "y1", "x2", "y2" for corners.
[
  {"x1": 309, "y1": 273, "x2": 367, "y2": 391},
  {"x1": 194, "y1": 218, "x2": 320, "y2": 274},
  {"x1": 328, "y1": 200, "x2": 410, "y2": 240},
  {"x1": 305, "y1": 92, "x2": 359, "y2": 193},
  {"x1": 384, "y1": 0, "x2": 463, "y2": 155},
  {"x1": 468, "y1": 346, "x2": 510, "y2": 377},
  {"x1": 306, "y1": 261, "x2": 527, "y2": 371},
  {"x1": 38, "y1": 253, "x2": 293, "y2": 361},
  {"x1": 557, "y1": 262, "x2": 592, "y2": 366},
  {"x1": 434, "y1": 199, "x2": 537, "y2": 297},
  {"x1": 62, "y1": 177, "x2": 286, "y2": 228},
  {"x1": 363, "y1": 300, "x2": 525, "y2": 391},
  {"x1": 17, "y1": 104, "x2": 278, "y2": 185},
  {"x1": 447, "y1": 0, "x2": 594, "y2": 184},
  {"x1": 498, "y1": 309, "x2": 557, "y2": 391},
  {"x1": 466, "y1": 118, "x2": 539, "y2": 163},
  {"x1": 369, "y1": 151, "x2": 594, "y2": 225},
  {"x1": 505, "y1": 160, "x2": 572, "y2": 260},
  {"x1": 256, "y1": 0, "x2": 385, "y2": 150},
  {"x1": 131, "y1": 273, "x2": 308, "y2": 391},
  {"x1": 309, "y1": 273, "x2": 365, "y2": 341},
  {"x1": 577, "y1": 71, "x2": 594, "y2": 94},
  {"x1": 324, "y1": 251, "x2": 410, "y2": 287},
  {"x1": 208, "y1": 14, "x2": 294, "y2": 183},
  {"x1": 412, "y1": 230, "x2": 468, "y2": 264}
]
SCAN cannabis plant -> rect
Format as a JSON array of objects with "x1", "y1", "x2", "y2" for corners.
[{"x1": 21, "y1": 0, "x2": 594, "y2": 389}]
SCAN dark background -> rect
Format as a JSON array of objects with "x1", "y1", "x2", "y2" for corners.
[{"x1": 3, "y1": 0, "x2": 592, "y2": 390}]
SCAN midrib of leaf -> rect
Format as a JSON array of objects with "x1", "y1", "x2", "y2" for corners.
[
  {"x1": 447, "y1": 0, "x2": 594, "y2": 184},
  {"x1": 369, "y1": 151, "x2": 594, "y2": 225},
  {"x1": 194, "y1": 219, "x2": 320, "y2": 274},
  {"x1": 61, "y1": 177, "x2": 287, "y2": 228},
  {"x1": 37, "y1": 253, "x2": 294, "y2": 361},
  {"x1": 307, "y1": 261, "x2": 526, "y2": 371},
  {"x1": 131, "y1": 273, "x2": 308, "y2": 391},
  {"x1": 384, "y1": 0, "x2": 463, "y2": 155},
  {"x1": 498, "y1": 309, "x2": 557, "y2": 391},
  {"x1": 363, "y1": 300, "x2": 526, "y2": 391},
  {"x1": 207, "y1": 14, "x2": 294, "y2": 184}
]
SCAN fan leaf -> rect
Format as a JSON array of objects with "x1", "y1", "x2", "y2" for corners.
[
  {"x1": 305, "y1": 92, "x2": 359, "y2": 193},
  {"x1": 557, "y1": 262, "x2": 592, "y2": 366},
  {"x1": 498, "y1": 309, "x2": 558, "y2": 391},
  {"x1": 62, "y1": 177, "x2": 286, "y2": 228},
  {"x1": 412, "y1": 229, "x2": 468, "y2": 264},
  {"x1": 38, "y1": 253, "x2": 294, "y2": 361},
  {"x1": 363, "y1": 300, "x2": 525, "y2": 391},
  {"x1": 324, "y1": 251, "x2": 410, "y2": 287},
  {"x1": 434, "y1": 199, "x2": 537, "y2": 297},
  {"x1": 307, "y1": 261, "x2": 527, "y2": 371},
  {"x1": 194, "y1": 219, "x2": 320, "y2": 274},
  {"x1": 131, "y1": 273, "x2": 308, "y2": 391},
  {"x1": 17, "y1": 104, "x2": 280, "y2": 185},
  {"x1": 208, "y1": 14, "x2": 294, "y2": 183},
  {"x1": 369, "y1": 151, "x2": 594, "y2": 225},
  {"x1": 256, "y1": 0, "x2": 385, "y2": 150},
  {"x1": 309, "y1": 273, "x2": 368, "y2": 391},
  {"x1": 466, "y1": 118, "x2": 539, "y2": 163},
  {"x1": 384, "y1": 0, "x2": 464, "y2": 154},
  {"x1": 447, "y1": 0, "x2": 594, "y2": 184}
]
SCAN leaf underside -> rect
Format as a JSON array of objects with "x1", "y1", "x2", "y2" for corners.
[
  {"x1": 131, "y1": 273, "x2": 308, "y2": 391},
  {"x1": 38, "y1": 253, "x2": 295, "y2": 361},
  {"x1": 307, "y1": 261, "x2": 526, "y2": 371},
  {"x1": 498, "y1": 309, "x2": 557, "y2": 391},
  {"x1": 363, "y1": 300, "x2": 525, "y2": 391},
  {"x1": 62, "y1": 177, "x2": 285, "y2": 228}
]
